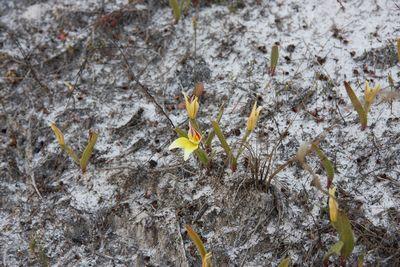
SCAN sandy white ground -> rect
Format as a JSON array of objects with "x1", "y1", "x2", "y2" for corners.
[{"x1": 1, "y1": 0, "x2": 399, "y2": 266}]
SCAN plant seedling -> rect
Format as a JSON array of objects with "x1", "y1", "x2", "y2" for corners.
[
  {"x1": 344, "y1": 81, "x2": 380, "y2": 130},
  {"x1": 50, "y1": 123, "x2": 98, "y2": 173}
]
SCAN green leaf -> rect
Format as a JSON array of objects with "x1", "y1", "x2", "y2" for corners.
[
  {"x1": 195, "y1": 148, "x2": 209, "y2": 166},
  {"x1": 50, "y1": 123, "x2": 79, "y2": 164},
  {"x1": 332, "y1": 211, "x2": 355, "y2": 259},
  {"x1": 175, "y1": 127, "x2": 187, "y2": 138},
  {"x1": 270, "y1": 45, "x2": 279, "y2": 75},
  {"x1": 211, "y1": 121, "x2": 233, "y2": 159},
  {"x1": 80, "y1": 130, "x2": 98, "y2": 173},
  {"x1": 344, "y1": 81, "x2": 367, "y2": 130},
  {"x1": 65, "y1": 145, "x2": 80, "y2": 164},
  {"x1": 278, "y1": 256, "x2": 291, "y2": 267},
  {"x1": 50, "y1": 123, "x2": 65, "y2": 146},
  {"x1": 212, "y1": 120, "x2": 237, "y2": 170},
  {"x1": 357, "y1": 252, "x2": 365, "y2": 267},
  {"x1": 323, "y1": 241, "x2": 344, "y2": 265},
  {"x1": 205, "y1": 102, "x2": 225, "y2": 148},
  {"x1": 397, "y1": 38, "x2": 400, "y2": 63},
  {"x1": 311, "y1": 144, "x2": 334, "y2": 186},
  {"x1": 169, "y1": 0, "x2": 181, "y2": 23}
]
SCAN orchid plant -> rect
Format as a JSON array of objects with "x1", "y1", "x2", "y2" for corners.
[
  {"x1": 168, "y1": 91, "x2": 262, "y2": 171},
  {"x1": 169, "y1": 92, "x2": 209, "y2": 165}
]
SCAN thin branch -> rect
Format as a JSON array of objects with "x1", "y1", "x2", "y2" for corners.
[
  {"x1": 11, "y1": 35, "x2": 51, "y2": 99},
  {"x1": 108, "y1": 37, "x2": 175, "y2": 128}
]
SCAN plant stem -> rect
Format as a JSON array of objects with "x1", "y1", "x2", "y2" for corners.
[{"x1": 235, "y1": 130, "x2": 250, "y2": 161}]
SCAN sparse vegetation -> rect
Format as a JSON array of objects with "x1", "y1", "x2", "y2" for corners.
[
  {"x1": 169, "y1": 90, "x2": 262, "y2": 171},
  {"x1": 50, "y1": 123, "x2": 98, "y2": 173},
  {"x1": 1, "y1": 1, "x2": 399, "y2": 266},
  {"x1": 327, "y1": 187, "x2": 355, "y2": 266},
  {"x1": 344, "y1": 81, "x2": 381, "y2": 130}
]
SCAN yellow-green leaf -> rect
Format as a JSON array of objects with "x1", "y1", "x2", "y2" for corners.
[
  {"x1": 357, "y1": 252, "x2": 365, "y2": 267},
  {"x1": 397, "y1": 38, "x2": 400, "y2": 62},
  {"x1": 323, "y1": 241, "x2": 344, "y2": 265},
  {"x1": 50, "y1": 123, "x2": 79, "y2": 164},
  {"x1": 202, "y1": 252, "x2": 212, "y2": 267},
  {"x1": 80, "y1": 130, "x2": 98, "y2": 173},
  {"x1": 211, "y1": 120, "x2": 234, "y2": 163},
  {"x1": 175, "y1": 127, "x2": 188, "y2": 138},
  {"x1": 278, "y1": 256, "x2": 291, "y2": 267},
  {"x1": 312, "y1": 144, "x2": 334, "y2": 186},
  {"x1": 344, "y1": 81, "x2": 367, "y2": 130},
  {"x1": 388, "y1": 74, "x2": 395, "y2": 89},
  {"x1": 65, "y1": 145, "x2": 80, "y2": 164},
  {"x1": 50, "y1": 123, "x2": 65, "y2": 146},
  {"x1": 205, "y1": 102, "x2": 225, "y2": 148},
  {"x1": 185, "y1": 225, "x2": 207, "y2": 259},
  {"x1": 332, "y1": 211, "x2": 355, "y2": 259},
  {"x1": 169, "y1": 0, "x2": 181, "y2": 23},
  {"x1": 211, "y1": 121, "x2": 232, "y2": 156},
  {"x1": 195, "y1": 148, "x2": 210, "y2": 166},
  {"x1": 270, "y1": 45, "x2": 279, "y2": 75}
]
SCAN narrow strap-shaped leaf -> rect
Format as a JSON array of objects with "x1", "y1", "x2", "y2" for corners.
[
  {"x1": 169, "y1": 0, "x2": 181, "y2": 23},
  {"x1": 278, "y1": 256, "x2": 291, "y2": 267},
  {"x1": 50, "y1": 123, "x2": 65, "y2": 146},
  {"x1": 205, "y1": 102, "x2": 225, "y2": 148},
  {"x1": 50, "y1": 123, "x2": 79, "y2": 164},
  {"x1": 185, "y1": 225, "x2": 207, "y2": 258},
  {"x1": 311, "y1": 144, "x2": 334, "y2": 188},
  {"x1": 357, "y1": 252, "x2": 365, "y2": 267},
  {"x1": 175, "y1": 127, "x2": 188, "y2": 138},
  {"x1": 211, "y1": 121, "x2": 232, "y2": 158},
  {"x1": 270, "y1": 45, "x2": 279, "y2": 75},
  {"x1": 65, "y1": 145, "x2": 80, "y2": 164},
  {"x1": 195, "y1": 148, "x2": 209, "y2": 166},
  {"x1": 202, "y1": 252, "x2": 212, "y2": 267},
  {"x1": 332, "y1": 211, "x2": 355, "y2": 259},
  {"x1": 388, "y1": 74, "x2": 395, "y2": 89},
  {"x1": 323, "y1": 241, "x2": 344, "y2": 266},
  {"x1": 80, "y1": 130, "x2": 98, "y2": 173},
  {"x1": 397, "y1": 38, "x2": 400, "y2": 62},
  {"x1": 344, "y1": 81, "x2": 367, "y2": 130}
]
